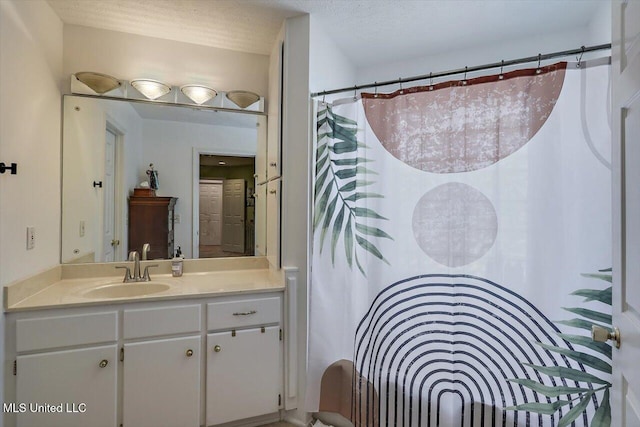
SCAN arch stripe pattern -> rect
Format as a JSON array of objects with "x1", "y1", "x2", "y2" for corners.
[{"x1": 353, "y1": 274, "x2": 598, "y2": 426}]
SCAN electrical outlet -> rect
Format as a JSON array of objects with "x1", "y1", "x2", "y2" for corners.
[
  {"x1": 174, "y1": 214, "x2": 181, "y2": 224},
  {"x1": 26, "y1": 227, "x2": 35, "y2": 250},
  {"x1": 79, "y1": 220, "x2": 85, "y2": 237}
]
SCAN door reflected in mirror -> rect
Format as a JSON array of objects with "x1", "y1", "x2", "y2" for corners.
[
  {"x1": 61, "y1": 95, "x2": 266, "y2": 264},
  {"x1": 198, "y1": 155, "x2": 255, "y2": 258}
]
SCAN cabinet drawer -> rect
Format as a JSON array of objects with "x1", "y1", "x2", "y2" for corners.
[
  {"x1": 124, "y1": 305, "x2": 201, "y2": 339},
  {"x1": 16, "y1": 312, "x2": 117, "y2": 352},
  {"x1": 207, "y1": 297, "x2": 280, "y2": 330}
]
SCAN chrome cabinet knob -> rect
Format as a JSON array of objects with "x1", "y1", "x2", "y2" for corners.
[
  {"x1": 592, "y1": 325, "x2": 621, "y2": 348},
  {"x1": 186, "y1": 349, "x2": 194, "y2": 357},
  {"x1": 99, "y1": 359, "x2": 109, "y2": 368},
  {"x1": 213, "y1": 345, "x2": 222, "y2": 353}
]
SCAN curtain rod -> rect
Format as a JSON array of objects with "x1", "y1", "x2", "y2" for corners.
[{"x1": 310, "y1": 43, "x2": 611, "y2": 98}]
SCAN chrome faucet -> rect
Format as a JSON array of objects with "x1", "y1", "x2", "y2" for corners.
[
  {"x1": 115, "y1": 250, "x2": 157, "y2": 282},
  {"x1": 142, "y1": 243, "x2": 150, "y2": 260}
]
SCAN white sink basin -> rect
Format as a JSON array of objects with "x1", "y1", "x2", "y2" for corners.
[{"x1": 82, "y1": 282, "x2": 171, "y2": 299}]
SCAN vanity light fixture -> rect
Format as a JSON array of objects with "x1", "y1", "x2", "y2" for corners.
[
  {"x1": 226, "y1": 90, "x2": 260, "y2": 109},
  {"x1": 218, "y1": 161, "x2": 226, "y2": 165},
  {"x1": 75, "y1": 72, "x2": 121, "y2": 94},
  {"x1": 180, "y1": 84, "x2": 217, "y2": 105},
  {"x1": 130, "y1": 79, "x2": 171, "y2": 100}
]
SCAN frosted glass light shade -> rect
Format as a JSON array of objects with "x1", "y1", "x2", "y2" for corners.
[
  {"x1": 131, "y1": 79, "x2": 171, "y2": 100},
  {"x1": 226, "y1": 90, "x2": 260, "y2": 108},
  {"x1": 180, "y1": 85, "x2": 217, "y2": 105},
  {"x1": 75, "y1": 72, "x2": 121, "y2": 94}
]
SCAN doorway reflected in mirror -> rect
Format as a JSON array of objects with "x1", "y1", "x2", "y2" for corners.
[{"x1": 199, "y1": 155, "x2": 255, "y2": 258}]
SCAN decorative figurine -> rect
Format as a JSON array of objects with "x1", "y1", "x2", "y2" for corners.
[{"x1": 146, "y1": 163, "x2": 159, "y2": 190}]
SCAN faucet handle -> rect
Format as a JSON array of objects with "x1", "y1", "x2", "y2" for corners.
[
  {"x1": 142, "y1": 243, "x2": 151, "y2": 260},
  {"x1": 115, "y1": 265, "x2": 133, "y2": 282},
  {"x1": 142, "y1": 264, "x2": 159, "y2": 281}
]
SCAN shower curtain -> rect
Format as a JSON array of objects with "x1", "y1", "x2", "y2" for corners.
[{"x1": 308, "y1": 60, "x2": 612, "y2": 427}]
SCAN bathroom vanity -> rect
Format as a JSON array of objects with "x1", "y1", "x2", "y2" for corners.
[
  {"x1": 12, "y1": 69, "x2": 290, "y2": 426},
  {"x1": 3, "y1": 258, "x2": 290, "y2": 427}
]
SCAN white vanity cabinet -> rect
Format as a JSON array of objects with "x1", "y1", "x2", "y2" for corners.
[
  {"x1": 206, "y1": 297, "x2": 282, "y2": 426},
  {"x1": 5, "y1": 290, "x2": 284, "y2": 427},
  {"x1": 13, "y1": 312, "x2": 119, "y2": 427},
  {"x1": 122, "y1": 305, "x2": 202, "y2": 427}
]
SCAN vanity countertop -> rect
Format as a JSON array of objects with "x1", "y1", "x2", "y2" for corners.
[{"x1": 4, "y1": 257, "x2": 284, "y2": 312}]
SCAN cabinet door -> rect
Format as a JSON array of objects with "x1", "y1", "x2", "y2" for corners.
[
  {"x1": 255, "y1": 183, "x2": 267, "y2": 256},
  {"x1": 207, "y1": 326, "x2": 280, "y2": 425},
  {"x1": 256, "y1": 115, "x2": 268, "y2": 184},
  {"x1": 16, "y1": 345, "x2": 117, "y2": 427},
  {"x1": 267, "y1": 40, "x2": 283, "y2": 180},
  {"x1": 123, "y1": 336, "x2": 200, "y2": 427},
  {"x1": 266, "y1": 179, "x2": 281, "y2": 268}
]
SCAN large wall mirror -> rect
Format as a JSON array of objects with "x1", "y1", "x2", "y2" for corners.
[{"x1": 61, "y1": 95, "x2": 267, "y2": 264}]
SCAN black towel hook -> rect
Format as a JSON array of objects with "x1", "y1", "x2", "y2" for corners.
[{"x1": 0, "y1": 162, "x2": 17, "y2": 175}]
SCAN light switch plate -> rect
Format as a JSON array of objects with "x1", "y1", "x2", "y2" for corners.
[{"x1": 26, "y1": 227, "x2": 35, "y2": 250}]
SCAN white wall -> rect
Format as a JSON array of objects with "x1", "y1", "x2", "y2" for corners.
[
  {"x1": 280, "y1": 14, "x2": 310, "y2": 424},
  {"x1": 281, "y1": 14, "x2": 358, "y2": 424},
  {"x1": 0, "y1": 0, "x2": 63, "y2": 408},
  {"x1": 0, "y1": 0, "x2": 63, "y2": 283},
  {"x1": 63, "y1": 25, "x2": 269, "y2": 97},
  {"x1": 355, "y1": 26, "x2": 610, "y2": 89},
  {"x1": 586, "y1": 0, "x2": 611, "y2": 47},
  {"x1": 141, "y1": 120, "x2": 257, "y2": 258},
  {"x1": 309, "y1": 16, "x2": 357, "y2": 98}
]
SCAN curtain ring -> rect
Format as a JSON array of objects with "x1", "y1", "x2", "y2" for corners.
[
  {"x1": 322, "y1": 93, "x2": 326, "y2": 104},
  {"x1": 374, "y1": 82, "x2": 378, "y2": 98},
  {"x1": 399, "y1": 78, "x2": 403, "y2": 94},
  {"x1": 499, "y1": 60, "x2": 504, "y2": 80},
  {"x1": 536, "y1": 53, "x2": 542, "y2": 74},
  {"x1": 462, "y1": 66, "x2": 468, "y2": 85},
  {"x1": 576, "y1": 45, "x2": 585, "y2": 68},
  {"x1": 353, "y1": 85, "x2": 357, "y2": 100},
  {"x1": 429, "y1": 72, "x2": 434, "y2": 91}
]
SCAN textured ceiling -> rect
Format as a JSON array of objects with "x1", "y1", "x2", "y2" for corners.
[{"x1": 47, "y1": 0, "x2": 603, "y2": 68}]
